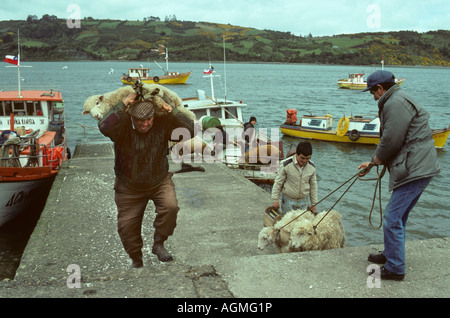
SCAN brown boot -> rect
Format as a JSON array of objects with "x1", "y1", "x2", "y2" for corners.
[
  {"x1": 152, "y1": 232, "x2": 173, "y2": 262},
  {"x1": 130, "y1": 251, "x2": 143, "y2": 268}
]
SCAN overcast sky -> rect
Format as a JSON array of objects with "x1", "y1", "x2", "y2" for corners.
[{"x1": 1, "y1": 0, "x2": 449, "y2": 37}]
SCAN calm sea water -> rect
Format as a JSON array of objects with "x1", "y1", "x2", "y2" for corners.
[{"x1": 1, "y1": 61, "x2": 449, "y2": 279}]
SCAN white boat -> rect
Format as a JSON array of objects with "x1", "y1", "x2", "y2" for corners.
[
  {"x1": 178, "y1": 65, "x2": 283, "y2": 183},
  {"x1": 0, "y1": 33, "x2": 69, "y2": 227}
]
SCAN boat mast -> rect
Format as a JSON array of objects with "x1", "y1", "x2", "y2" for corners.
[
  {"x1": 165, "y1": 48, "x2": 169, "y2": 73},
  {"x1": 7, "y1": 29, "x2": 31, "y2": 98},
  {"x1": 17, "y1": 29, "x2": 22, "y2": 98}
]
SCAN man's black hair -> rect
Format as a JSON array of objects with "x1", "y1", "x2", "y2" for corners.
[{"x1": 296, "y1": 141, "x2": 312, "y2": 156}]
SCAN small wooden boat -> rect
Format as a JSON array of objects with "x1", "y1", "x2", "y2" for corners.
[
  {"x1": 175, "y1": 65, "x2": 283, "y2": 183},
  {"x1": 121, "y1": 45, "x2": 191, "y2": 85},
  {"x1": 121, "y1": 67, "x2": 191, "y2": 85},
  {"x1": 280, "y1": 109, "x2": 449, "y2": 148},
  {"x1": 337, "y1": 72, "x2": 405, "y2": 90}
]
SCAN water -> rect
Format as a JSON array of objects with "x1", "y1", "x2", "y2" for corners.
[{"x1": 1, "y1": 62, "x2": 449, "y2": 279}]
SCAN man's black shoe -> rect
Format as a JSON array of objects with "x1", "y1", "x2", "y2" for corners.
[
  {"x1": 379, "y1": 266, "x2": 405, "y2": 281},
  {"x1": 368, "y1": 252, "x2": 387, "y2": 264}
]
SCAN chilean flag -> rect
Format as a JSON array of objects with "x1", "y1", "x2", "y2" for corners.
[{"x1": 4, "y1": 55, "x2": 18, "y2": 65}]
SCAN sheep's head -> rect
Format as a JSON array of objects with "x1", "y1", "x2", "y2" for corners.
[
  {"x1": 257, "y1": 227, "x2": 276, "y2": 250},
  {"x1": 290, "y1": 223, "x2": 315, "y2": 251},
  {"x1": 82, "y1": 94, "x2": 106, "y2": 121}
]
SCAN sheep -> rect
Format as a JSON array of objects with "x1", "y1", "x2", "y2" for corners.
[
  {"x1": 82, "y1": 83, "x2": 195, "y2": 121},
  {"x1": 258, "y1": 209, "x2": 345, "y2": 253}
]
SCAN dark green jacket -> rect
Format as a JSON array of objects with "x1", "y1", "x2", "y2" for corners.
[{"x1": 99, "y1": 101, "x2": 194, "y2": 190}]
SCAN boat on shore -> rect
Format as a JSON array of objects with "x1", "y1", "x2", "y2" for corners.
[
  {"x1": 176, "y1": 65, "x2": 283, "y2": 183},
  {"x1": 280, "y1": 109, "x2": 449, "y2": 148},
  {"x1": 0, "y1": 37, "x2": 69, "y2": 227}
]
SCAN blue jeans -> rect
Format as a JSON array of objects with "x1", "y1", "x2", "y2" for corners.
[{"x1": 382, "y1": 177, "x2": 432, "y2": 275}]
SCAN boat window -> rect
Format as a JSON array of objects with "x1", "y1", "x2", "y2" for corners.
[
  {"x1": 193, "y1": 109, "x2": 207, "y2": 118},
  {"x1": 209, "y1": 108, "x2": 222, "y2": 118},
  {"x1": 13, "y1": 101, "x2": 26, "y2": 116},
  {"x1": 2, "y1": 101, "x2": 12, "y2": 115},
  {"x1": 224, "y1": 107, "x2": 238, "y2": 119}
]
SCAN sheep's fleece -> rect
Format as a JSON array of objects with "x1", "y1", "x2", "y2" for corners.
[
  {"x1": 258, "y1": 209, "x2": 345, "y2": 253},
  {"x1": 82, "y1": 83, "x2": 195, "y2": 121}
]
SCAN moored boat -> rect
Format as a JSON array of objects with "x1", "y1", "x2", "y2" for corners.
[
  {"x1": 337, "y1": 72, "x2": 405, "y2": 90},
  {"x1": 121, "y1": 45, "x2": 191, "y2": 85},
  {"x1": 280, "y1": 109, "x2": 449, "y2": 148},
  {"x1": 176, "y1": 65, "x2": 283, "y2": 183},
  {"x1": 121, "y1": 67, "x2": 191, "y2": 85},
  {"x1": 0, "y1": 36, "x2": 69, "y2": 227}
]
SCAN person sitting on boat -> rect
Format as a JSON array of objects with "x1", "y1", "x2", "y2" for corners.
[
  {"x1": 271, "y1": 141, "x2": 318, "y2": 215},
  {"x1": 358, "y1": 70, "x2": 440, "y2": 281},
  {"x1": 98, "y1": 92, "x2": 194, "y2": 268},
  {"x1": 243, "y1": 116, "x2": 257, "y2": 153}
]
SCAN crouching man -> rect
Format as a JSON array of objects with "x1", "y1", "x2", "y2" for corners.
[{"x1": 98, "y1": 92, "x2": 194, "y2": 268}]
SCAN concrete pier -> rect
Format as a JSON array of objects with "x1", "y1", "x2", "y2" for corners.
[{"x1": 0, "y1": 142, "x2": 448, "y2": 299}]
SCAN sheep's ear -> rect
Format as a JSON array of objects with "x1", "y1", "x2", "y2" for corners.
[
  {"x1": 82, "y1": 111, "x2": 90, "y2": 116},
  {"x1": 99, "y1": 95, "x2": 104, "y2": 101}
]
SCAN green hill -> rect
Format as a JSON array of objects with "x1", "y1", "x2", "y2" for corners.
[{"x1": 1, "y1": 15, "x2": 449, "y2": 66}]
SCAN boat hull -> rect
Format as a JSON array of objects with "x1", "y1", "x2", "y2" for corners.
[
  {"x1": 0, "y1": 168, "x2": 56, "y2": 227},
  {"x1": 280, "y1": 124, "x2": 449, "y2": 148},
  {"x1": 121, "y1": 72, "x2": 191, "y2": 85}
]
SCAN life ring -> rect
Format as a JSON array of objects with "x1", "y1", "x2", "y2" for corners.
[
  {"x1": 336, "y1": 116, "x2": 349, "y2": 137},
  {"x1": 126, "y1": 76, "x2": 132, "y2": 82},
  {"x1": 349, "y1": 129, "x2": 360, "y2": 141},
  {"x1": 153, "y1": 76, "x2": 160, "y2": 83}
]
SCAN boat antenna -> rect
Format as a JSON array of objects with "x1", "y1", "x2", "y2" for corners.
[{"x1": 223, "y1": 35, "x2": 227, "y2": 103}]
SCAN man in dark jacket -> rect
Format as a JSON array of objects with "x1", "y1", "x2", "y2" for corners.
[
  {"x1": 99, "y1": 92, "x2": 194, "y2": 268},
  {"x1": 243, "y1": 116, "x2": 257, "y2": 153},
  {"x1": 359, "y1": 70, "x2": 440, "y2": 280}
]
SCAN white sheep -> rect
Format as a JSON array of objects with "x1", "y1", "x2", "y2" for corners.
[
  {"x1": 258, "y1": 209, "x2": 345, "y2": 253},
  {"x1": 82, "y1": 83, "x2": 195, "y2": 121}
]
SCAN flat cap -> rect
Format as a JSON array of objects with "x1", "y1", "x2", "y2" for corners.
[{"x1": 128, "y1": 100, "x2": 155, "y2": 120}]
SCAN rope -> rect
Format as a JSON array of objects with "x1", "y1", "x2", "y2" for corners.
[{"x1": 278, "y1": 163, "x2": 386, "y2": 233}]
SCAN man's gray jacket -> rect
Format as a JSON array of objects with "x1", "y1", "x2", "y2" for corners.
[{"x1": 375, "y1": 84, "x2": 440, "y2": 191}]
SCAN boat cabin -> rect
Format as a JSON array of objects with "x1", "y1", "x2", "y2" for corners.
[
  {"x1": 182, "y1": 90, "x2": 245, "y2": 128},
  {"x1": 126, "y1": 68, "x2": 151, "y2": 78},
  {"x1": 348, "y1": 73, "x2": 365, "y2": 84},
  {"x1": 0, "y1": 90, "x2": 64, "y2": 139},
  {"x1": 300, "y1": 115, "x2": 333, "y2": 131}
]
